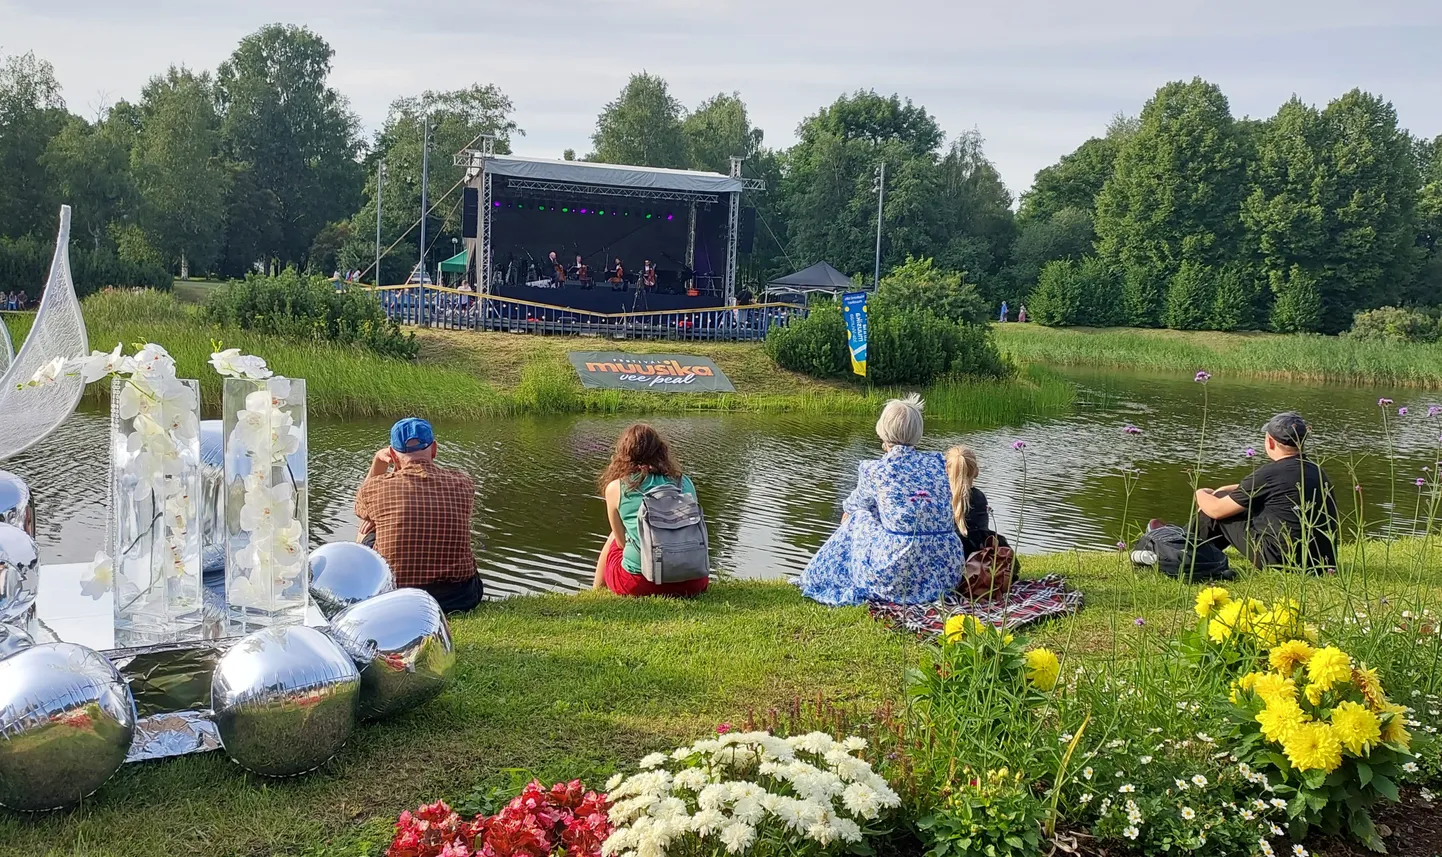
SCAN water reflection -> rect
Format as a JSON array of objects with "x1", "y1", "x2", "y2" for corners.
[{"x1": 9, "y1": 369, "x2": 1439, "y2": 597}]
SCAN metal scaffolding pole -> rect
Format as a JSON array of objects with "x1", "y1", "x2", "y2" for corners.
[{"x1": 725, "y1": 157, "x2": 742, "y2": 306}]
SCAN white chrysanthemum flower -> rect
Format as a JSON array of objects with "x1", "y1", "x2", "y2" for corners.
[
  {"x1": 841, "y1": 782, "x2": 882, "y2": 819},
  {"x1": 719, "y1": 821, "x2": 755, "y2": 855},
  {"x1": 672, "y1": 767, "x2": 710, "y2": 791},
  {"x1": 606, "y1": 774, "x2": 624, "y2": 792},
  {"x1": 601, "y1": 828, "x2": 634, "y2": 856},
  {"x1": 690, "y1": 807, "x2": 726, "y2": 835},
  {"x1": 639, "y1": 753, "x2": 670, "y2": 770},
  {"x1": 771, "y1": 796, "x2": 809, "y2": 831},
  {"x1": 697, "y1": 783, "x2": 732, "y2": 811},
  {"x1": 651, "y1": 796, "x2": 689, "y2": 823},
  {"x1": 842, "y1": 736, "x2": 867, "y2": 752},
  {"x1": 731, "y1": 797, "x2": 765, "y2": 825}
]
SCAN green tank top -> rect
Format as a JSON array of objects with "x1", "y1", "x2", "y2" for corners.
[{"x1": 618, "y1": 474, "x2": 696, "y2": 574}]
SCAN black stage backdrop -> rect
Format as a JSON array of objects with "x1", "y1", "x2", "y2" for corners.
[{"x1": 489, "y1": 200, "x2": 729, "y2": 295}]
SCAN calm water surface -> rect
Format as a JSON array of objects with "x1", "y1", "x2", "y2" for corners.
[{"x1": 11, "y1": 369, "x2": 1440, "y2": 596}]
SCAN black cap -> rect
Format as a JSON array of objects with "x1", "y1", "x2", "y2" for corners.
[{"x1": 1264, "y1": 412, "x2": 1309, "y2": 448}]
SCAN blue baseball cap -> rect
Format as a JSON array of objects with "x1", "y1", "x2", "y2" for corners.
[{"x1": 390, "y1": 418, "x2": 435, "y2": 452}]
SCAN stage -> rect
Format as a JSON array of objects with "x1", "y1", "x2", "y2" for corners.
[{"x1": 495, "y1": 280, "x2": 728, "y2": 314}]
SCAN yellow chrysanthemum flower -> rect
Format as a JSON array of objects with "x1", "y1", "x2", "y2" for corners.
[
  {"x1": 1307, "y1": 647, "x2": 1353, "y2": 691},
  {"x1": 944, "y1": 615, "x2": 1013, "y2": 644},
  {"x1": 1305, "y1": 683, "x2": 1326, "y2": 707},
  {"x1": 1024, "y1": 647, "x2": 1061, "y2": 691},
  {"x1": 1194, "y1": 586, "x2": 1232, "y2": 618},
  {"x1": 1281, "y1": 722, "x2": 1344, "y2": 773},
  {"x1": 1380, "y1": 703, "x2": 1412, "y2": 749},
  {"x1": 1252, "y1": 672, "x2": 1297, "y2": 707},
  {"x1": 1256, "y1": 696, "x2": 1309, "y2": 743},
  {"x1": 1232, "y1": 672, "x2": 1263, "y2": 702},
  {"x1": 1352, "y1": 666, "x2": 1387, "y2": 711},
  {"x1": 1330, "y1": 701, "x2": 1382, "y2": 755},
  {"x1": 1208, "y1": 600, "x2": 1249, "y2": 642},
  {"x1": 1252, "y1": 602, "x2": 1302, "y2": 648},
  {"x1": 1269, "y1": 640, "x2": 1316, "y2": 674}
]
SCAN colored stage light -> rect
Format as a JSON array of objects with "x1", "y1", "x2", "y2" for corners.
[
  {"x1": 580, "y1": 208, "x2": 588, "y2": 214},
  {"x1": 666, "y1": 214, "x2": 674, "y2": 221},
  {"x1": 562, "y1": 207, "x2": 569, "y2": 213},
  {"x1": 493, "y1": 201, "x2": 502, "y2": 208},
  {"x1": 517, "y1": 204, "x2": 524, "y2": 209},
  {"x1": 598, "y1": 210, "x2": 605, "y2": 215},
  {"x1": 645, "y1": 213, "x2": 653, "y2": 219},
  {"x1": 539, "y1": 205, "x2": 546, "y2": 211}
]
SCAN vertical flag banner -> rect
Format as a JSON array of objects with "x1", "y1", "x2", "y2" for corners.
[{"x1": 842, "y1": 291, "x2": 869, "y2": 377}]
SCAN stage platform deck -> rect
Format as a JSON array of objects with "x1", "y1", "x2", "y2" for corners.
[{"x1": 494, "y1": 281, "x2": 727, "y2": 314}]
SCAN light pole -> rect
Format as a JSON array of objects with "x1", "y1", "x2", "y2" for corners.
[
  {"x1": 872, "y1": 161, "x2": 886, "y2": 291},
  {"x1": 374, "y1": 161, "x2": 385, "y2": 285},
  {"x1": 418, "y1": 115, "x2": 430, "y2": 285}
]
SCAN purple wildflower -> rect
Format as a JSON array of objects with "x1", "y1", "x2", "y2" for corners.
[
  {"x1": 1012, "y1": 440, "x2": 1027, "y2": 452},
  {"x1": 1244, "y1": 447, "x2": 1257, "y2": 458},
  {"x1": 1123, "y1": 425, "x2": 1142, "y2": 435},
  {"x1": 1355, "y1": 485, "x2": 1364, "y2": 493},
  {"x1": 1379, "y1": 398, "x2": 1394, "y2": 407},
  {"x1": 1134, "y1": 617, "x2": 1146, "y2": 627},
  {"x1": 1194, "y1": 371, "x2": 1211, "y2": 384},
  {"x1": 1429, "y1": 405, "x2": 1441, "y2": 417},
  {"x1": 1418, "y1": 478, "x2": 1427, "y2": 488},
  {"x1": 1116, "y1": 541, "x2": 1128, "y2": 551},
  {"x1": 1400, "y1": 407, "x2": 1409, "y2": 416}
]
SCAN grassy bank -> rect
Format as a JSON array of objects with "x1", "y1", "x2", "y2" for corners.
[
  {"x1": 994, "y1": 323, "x2": 1442, "y2": 387},
  {"x1": 2, "y1": 541, "x2": 1437, "y2": 857},
  {"x1": 3, "y1": 292, "x2": 1074, "y2": 424}
]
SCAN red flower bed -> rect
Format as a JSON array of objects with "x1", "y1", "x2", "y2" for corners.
[{"x1": 387, "y1": 781, "x2": 612, "y2": 857}]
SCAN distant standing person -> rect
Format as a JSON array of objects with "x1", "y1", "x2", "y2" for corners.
[
  {"x1": 999, "y1": 300, "x2": 1009, "y2": 322},
  {"x1": 1018, "y1": 304, "x2": 1028, "y2": 323}
]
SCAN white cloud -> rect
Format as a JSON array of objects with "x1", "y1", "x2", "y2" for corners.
[{"x1": 3, "y1": 0, "x2": 1439, "y2": 193}]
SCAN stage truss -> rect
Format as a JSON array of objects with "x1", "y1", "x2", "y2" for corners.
[{"x1": 457, "y1": 145, "x2": 763, "y2": 305}]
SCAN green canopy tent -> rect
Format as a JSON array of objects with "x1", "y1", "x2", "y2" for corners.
[{"x1": 438, "y1": 250, "x2": 468, "y2": 274}]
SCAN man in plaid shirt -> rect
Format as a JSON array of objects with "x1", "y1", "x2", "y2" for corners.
[{"x1": 356, "y1": 418, "x2": 483, "y2": 612}]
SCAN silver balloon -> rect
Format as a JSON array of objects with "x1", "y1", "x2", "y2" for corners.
[
  {"x1": 211, "y1": 624, "x2": 360, "y2": 777},
  {"x1": 0, "y1": 623, "x2": 33, "y2": 660},
  {"x1": 0, "y1": 471, "x2": 34, "y2": 538},
  {"x1": 329, "y1": 588, "x2": 454, "y2": 721},
  {"x1": 199, "y1": 420, "x2": 225, "y2": 574},
  {"x1": 309, "y1": 542, "x2": 396, "y2": 618},
  {"x1": 0, "y1": 642, "x2": 136, "y2": 811},
  {"x1": 0, "y1": 522, "x2": 39, "y2": 627}
]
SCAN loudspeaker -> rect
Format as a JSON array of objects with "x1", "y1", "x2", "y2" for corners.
[
  {"x1": 461, "y1": 188, "x2": 479, "y2": 238},
  {"x1": 738, "y1": 207, "x2": 757, "y2": 253}
]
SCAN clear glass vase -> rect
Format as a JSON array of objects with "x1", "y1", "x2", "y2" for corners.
[
  {"x1": 222, "y1": 377, "x2": 309, "y2": 631},
  {"x1": 109, "y1": 376, "x2": 203, "y2": 646}
]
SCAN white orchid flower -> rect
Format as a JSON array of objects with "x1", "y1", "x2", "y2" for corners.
[
  {"x1": 78, "y1": 551, "x2": 113, "y2": 600},
  {"x1": 239, "y1": 482, "x2": 294, "y2": 534},
  {"x1": 209, "y1": 348, "x2": 273, "y2": 380},
  {"x1": 74, "y1": 343, "x2": 127, "y2": 383},
  {"x1": 26, "y1": 356, "x2": 69, "y2": 387}
]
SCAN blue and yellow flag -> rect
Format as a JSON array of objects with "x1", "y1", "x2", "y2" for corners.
[{"x1": 841, "y1": 291, "x2": 869, "y2": 377}]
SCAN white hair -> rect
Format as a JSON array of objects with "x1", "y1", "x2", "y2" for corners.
[{"x1": 876, "y1": 394, "x2": 925, "y2": 447}]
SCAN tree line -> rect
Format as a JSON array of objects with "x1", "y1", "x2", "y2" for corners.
[{"x1": 2, "y1": 27, "x2": 1438, "y2": 333}]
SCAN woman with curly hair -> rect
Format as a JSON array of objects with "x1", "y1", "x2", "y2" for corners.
[{"x1": 593, "y1": 423, "x2": 710, "y2": 597}]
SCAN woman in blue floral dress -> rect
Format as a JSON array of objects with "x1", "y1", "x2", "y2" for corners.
[{"x1": 799, "y1": 395, "x2": 967, "y2": 605}]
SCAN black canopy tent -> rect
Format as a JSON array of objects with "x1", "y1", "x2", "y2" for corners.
[{"x1": 764, "y1": 261, "x2": 858, "y2": 303}]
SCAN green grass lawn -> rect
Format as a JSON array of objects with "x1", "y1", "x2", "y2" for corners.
[
  {"x1": 994, "y1": 323, "x2": 1442, "y2": 387},
  {"x1": 3, "y1": 541, "x2": 1436, "y2": 857},
  {"x1": 170, "y1": 278, "x2": 227, "y2": 305}
]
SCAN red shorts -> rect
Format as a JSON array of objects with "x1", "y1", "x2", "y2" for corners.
[{"x1": 603, "y1": 540, "x2": 709, "y2": 598}]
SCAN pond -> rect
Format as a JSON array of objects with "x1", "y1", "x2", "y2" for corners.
[{"x1": 10, "y1": 369, "x2": 1440, "y2": 597}]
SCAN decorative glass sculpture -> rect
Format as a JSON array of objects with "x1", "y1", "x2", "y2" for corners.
[
  {"x1": 222, "y1": 377, "x2": 308, "y2": 630},
  {"x1": 109, "y1": 376, "x2": 203, "y2": 646}
]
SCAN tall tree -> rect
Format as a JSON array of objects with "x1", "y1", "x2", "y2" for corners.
[
  {"x1": 1415, "y1": 134, "x2": 1442, "y2": 304},
  {"x1": 683, "y1": 92, "x2": 763, "y2": 174},
  {"x1": 131, "y1": 67, "x2": 228, "y2": 276},
  {"x1": 342, "y1": 85, "x2": 518, "y2": 283},
  {"x1": 41, "y1": 108, "x2": 137, "y2": 248},
  {"x1": 1094, "y1": 78, "x2": 1246, "y2": 327},
  {"x1": 1017, "y1": 115, "x2": 1135, "y2": 225},
  {"x1": 215, "y1": 24, "x2": 363, "y2": 272},
  {"x1": 0, "y1": 51, "x2": 69, "y2": 238},
  {"x1": 932, "y1": 131, "x2": 1016, "y2": 289},
  {"x1": 1314, "y1": 89, "x2": 1419, "y2": 330},
  {"x1": 589, "y1": 73, "x2": 687, "y2": 168}
]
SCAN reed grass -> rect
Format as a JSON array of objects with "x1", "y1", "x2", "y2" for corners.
[
  {"x1": 994, "y1": 324, "x2": 1442, "y2": 387},
  {"x1": 4, "y1": 293, "x2": 1074, "y2": 424}
]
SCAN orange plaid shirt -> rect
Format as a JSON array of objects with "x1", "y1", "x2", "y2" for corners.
[{"x1": 354, "y1": 460, "x2": 478, "y2": 587}]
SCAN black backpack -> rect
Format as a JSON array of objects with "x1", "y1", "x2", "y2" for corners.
[{"x1": 1135, "y1": 525, "x2": 1234, "y2": 581}]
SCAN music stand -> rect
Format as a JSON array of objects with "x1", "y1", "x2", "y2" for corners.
[{"x1": 629, "y1": 276, "x2": 649, "y2": 312}]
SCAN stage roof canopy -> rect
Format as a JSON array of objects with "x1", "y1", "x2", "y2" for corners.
[
  {"x1": 484, "y1": 155, "x2": 744, "y2": 194},
  {"x1": 766, "y1": 261, "x2": 856, "y2": 292}
]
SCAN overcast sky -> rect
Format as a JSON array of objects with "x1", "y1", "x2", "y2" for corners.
[{"x1": 4, "y1": 0, "x2": 1440, "y2": 197}]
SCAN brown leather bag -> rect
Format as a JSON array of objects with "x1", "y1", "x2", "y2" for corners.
[{"x1": 961, "y1": 536, "x2": 1016, "y2": 600}]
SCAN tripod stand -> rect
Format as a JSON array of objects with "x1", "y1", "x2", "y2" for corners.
[{"x1": 629, "y1": 280, "x2": 649, "y2": 313}]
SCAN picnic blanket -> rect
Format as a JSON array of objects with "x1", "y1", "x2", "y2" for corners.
[{"x1": 867, "y1": 575, "x2": 1082, "y2": 638}]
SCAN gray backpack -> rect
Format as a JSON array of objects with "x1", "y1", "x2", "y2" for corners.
[{"x1": 637, "y1": 478, "x2": 710, "y2": 584}]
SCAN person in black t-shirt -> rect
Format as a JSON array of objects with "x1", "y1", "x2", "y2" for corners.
[{"x1": 1192, "y1": 411, "x2": 1339, "y2": 571}]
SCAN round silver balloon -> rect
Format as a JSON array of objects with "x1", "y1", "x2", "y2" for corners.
[
  {"x1": 199, "y1": 420, "x2": 225, "y2": 575},
  {"x1": 329, "y1": 588, "x2": 454, "y2": 721},
  {"x1": 0, "y1": 642, "x2": 136, "y2": 811},
  {"x1": 211, "y1": 624, "x2": 360, "y2": 777},
  {"x1": 0, "y1": 522, "x2": 39, "y2": 627},
  {"x1": 0, "y1": 471, "x2": 34, "y2": 538},
  {"x1": 0, "y1": 623, "x2": 33, "y2": 660},
  {"x1": 309, "y1": 542, "x2": 396, "y2": 619}
]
